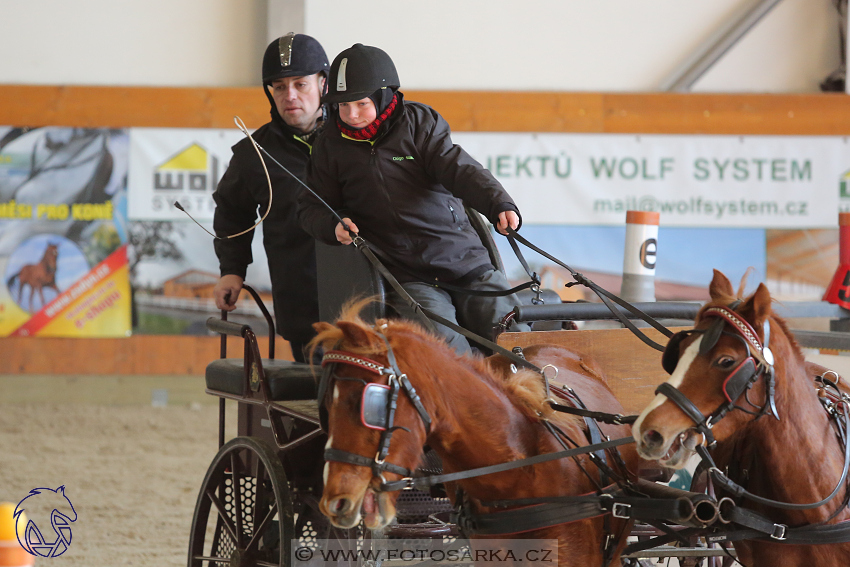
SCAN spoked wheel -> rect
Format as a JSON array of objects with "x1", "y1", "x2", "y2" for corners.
[{"x1": 188, "y1": 437, "x2": 294, "y2": 567}]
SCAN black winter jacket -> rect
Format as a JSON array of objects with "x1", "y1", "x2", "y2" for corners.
[
  {"x1": 298, "y1": 93, "x2": 519, "y2": 284},
  {"x1": 213, "y1": 118, "x2": 319, "y2": 342}
]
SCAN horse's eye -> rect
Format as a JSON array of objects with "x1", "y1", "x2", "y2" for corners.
[{"x1": 715, "y1": 356, "x2": 736, "y2": 369}]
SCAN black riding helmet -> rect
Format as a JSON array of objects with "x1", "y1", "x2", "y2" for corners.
[
  {"x1": 262, "y1": 33, "x2": 329, "y2": 120},
  {"x1": 323, "y1": 44, "x2": 400, "y2": 104}
]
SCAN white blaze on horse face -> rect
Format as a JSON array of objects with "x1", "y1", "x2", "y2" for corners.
[
  {"x1": 322, "y1": 434, "x2": 334, "y2": 486},
  {"x1": 633, "y1": 335, "x2": 703, "y2": 442},
  {"x1": 333, "y1": 384, "x2": 339, "y2": 402}
]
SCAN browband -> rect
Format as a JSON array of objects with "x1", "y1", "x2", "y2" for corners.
[
  {"x1": 322, "y1": 351, "x2": 388, "y2": 375},
  {"x1": 701, "y1": 307, "x2": 763, "y2": 355}
]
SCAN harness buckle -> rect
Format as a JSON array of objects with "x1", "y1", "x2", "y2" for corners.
[
  {"x1": 771, "y1": 523, "x2": 787, "y2": 540},
  {"x1": 611, "y1": 502, "x2": 632, "y2": 519}
]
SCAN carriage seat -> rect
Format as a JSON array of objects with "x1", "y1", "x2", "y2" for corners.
[{"x1": 205, "y1": 358, "x2": 317, "y2": 401}]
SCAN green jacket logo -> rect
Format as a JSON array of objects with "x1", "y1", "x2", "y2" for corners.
[{"x1": 391, "y1": 156, "x2": 415, "y2": 161}]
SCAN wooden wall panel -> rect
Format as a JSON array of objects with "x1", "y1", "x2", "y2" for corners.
[
  {"x1": 3, "y1": 85, "x2": 850, "y2": 134},
  {"x1": 600, "y1": 93, "x2": 850, "y2": 135},
  {"x1": 0, "y1": 335, "x2": 290, "y2": 376},
  {"x1": 498, "y1": 328, "x2": 683, "y2": 416}
]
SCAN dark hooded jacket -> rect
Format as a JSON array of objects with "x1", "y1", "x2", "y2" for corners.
[
  {"x1": 213, "y1": 111, "x2": 320, "y2": 342},
  {"x1": 298, "y1": 92, "x2": 519, "y2": 284}
]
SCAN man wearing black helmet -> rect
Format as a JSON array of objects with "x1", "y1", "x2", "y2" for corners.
[
  {"x1": 298, "y1": 44, "x2": 529, "y2": 355},
  {"x1": 213, "y1": 33, "x2": 328, "y2": 362}
]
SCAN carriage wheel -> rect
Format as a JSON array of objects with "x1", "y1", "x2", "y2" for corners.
[{"x1": 188, "y1": 437, "x2": 294, "y2": 567}]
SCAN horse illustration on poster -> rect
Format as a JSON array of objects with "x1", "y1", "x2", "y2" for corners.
[{"x1": 6, "y1": 242, "x2": 60, "y2": 312}]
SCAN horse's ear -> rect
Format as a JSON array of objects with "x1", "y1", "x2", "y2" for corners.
[
  {"x1": 336, "y1": 320, "x2": 378, "y2": 349},
  {"x1": 708, "y1": 270, "x2": 734, "y2": 300},
  {"x1": 749, "y1": 282, "x2": 772, "y2": 327},
  {"x1": 313, "y1": 321, "x2": 335, "y2": 334}
]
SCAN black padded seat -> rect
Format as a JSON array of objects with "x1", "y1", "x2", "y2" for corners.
[{"x1": 205, "y1": 358, "x2": 318, "y2": 401}]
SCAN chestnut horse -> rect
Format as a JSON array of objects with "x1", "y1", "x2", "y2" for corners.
[
  {"x1": 312, "y1": 301, "x2": 639, "y2": 567},
  {"x1": 6, "y1": 243, "x2": 60, "y2": 312},
  {"x1": 633, "y1": 270, "x2": 850, "y2": 566}
]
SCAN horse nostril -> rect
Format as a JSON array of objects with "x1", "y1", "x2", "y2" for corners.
[
  {"x1": 642, "y1": 429, "x2": 665, "y2": 449},
  {"x1": 331, "y1": 497, "x2": 351, "y2": 515}
]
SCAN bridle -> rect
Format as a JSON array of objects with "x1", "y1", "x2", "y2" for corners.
[
  {"x1": 656, "y1": 304, "x2": 778, "y2": 448},
  {"x1": 657, "y1": 304, "x2": 850, "y2": 517},
  {"x1": 318, "y1": 332, "x2": 432, "y2": 482}
]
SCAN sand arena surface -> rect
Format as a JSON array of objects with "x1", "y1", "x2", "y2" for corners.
[{"x1": 0, "y1": 375, "x2": 230, "y2": 566}]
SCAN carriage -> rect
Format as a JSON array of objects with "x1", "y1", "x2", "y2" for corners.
[{"x1": 186, "y1": 210, "x2": 850, "y2": 567}]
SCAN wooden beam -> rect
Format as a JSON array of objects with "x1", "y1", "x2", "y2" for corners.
[
  {"x1": 0, "y1": 335, "x2": 290, "y2": 375},
  {"x1": 3, "y1": 86, "x2": 850, "y2": 135}
]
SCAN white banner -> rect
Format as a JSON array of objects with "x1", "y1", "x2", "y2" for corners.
[
  {"x1": 128, "y1": 128, "x2": 245, "y2": 221},
  {"x1": 452, "y1": 133, "x2": 849, "y2": 228}
]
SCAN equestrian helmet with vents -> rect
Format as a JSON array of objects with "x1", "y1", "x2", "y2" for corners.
[
  {"x1": 323, "y1": 43, "x2": 400, "y2": 104},
  {"x1": 261, "y1": 33, "x2": 329, "y2": 85}
]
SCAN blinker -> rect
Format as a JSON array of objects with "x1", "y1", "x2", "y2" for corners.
[
  {"x1": 722, "y1": 358, "x2": 757, "y2": 403},
  {"x1": 662, "y1": 331, "x2": 695, "y2": 374},
  {"x1": 361, "y1": 383, "x2": 391, "y2": 430}
]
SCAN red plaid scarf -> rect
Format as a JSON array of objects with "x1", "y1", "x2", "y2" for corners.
[{"x1": 337, "y1": 93, "x2": 398, "y2": 140}]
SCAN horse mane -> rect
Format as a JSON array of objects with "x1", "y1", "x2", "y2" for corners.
[{"x1": 311, "y1": 297, "x2": 579, "y2": 426}]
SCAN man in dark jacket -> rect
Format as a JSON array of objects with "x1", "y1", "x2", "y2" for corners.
[
  {"x1": 213, "y1": 33, "x2": 328, "y2": 362},
  {"x1": 298, "y1": 44, "x2": 528, "y2": 354}
]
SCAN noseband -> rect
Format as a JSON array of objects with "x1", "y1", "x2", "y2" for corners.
[
  {"x1": 319, "y1": 332, "x2": 431, "y2": 482},
  {"x1": 656, "y1": 305, "x2": 778, "y2": 447}
]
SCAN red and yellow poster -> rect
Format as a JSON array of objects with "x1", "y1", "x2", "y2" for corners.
[{"x1": 0, "y1": 127, "x2": 130, "y2": 337}]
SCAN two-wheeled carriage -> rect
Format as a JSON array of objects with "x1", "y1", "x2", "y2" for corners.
[{"x1": 188, "y1": 209, "x2": 850, "y2": 567}]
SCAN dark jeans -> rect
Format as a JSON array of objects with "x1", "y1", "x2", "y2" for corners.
[{"x1": 388, "y1": 269, "x2": 530, "y2": 355}]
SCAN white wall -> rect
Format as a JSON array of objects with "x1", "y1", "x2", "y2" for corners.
[
  {"x1": 0, "y1": 0, "x2": 842, "y2": 92},
  {"x1": 0, "y1": 0, "x2": 270, "y2": 87}
]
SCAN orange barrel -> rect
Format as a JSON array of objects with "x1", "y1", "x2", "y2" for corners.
[
  {"x1": 0, "y1": 503, "x2": 33, "y2": 567},
  {"x1": 621, "y1": 210, "x2": 660, "y2": 303}
]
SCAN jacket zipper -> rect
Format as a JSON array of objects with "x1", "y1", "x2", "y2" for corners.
[
  {"x1": 293, "y1": 135, "x2": 312, "y2": 154},
  {"x1": 369, "y1": 145, "x2": 413, "y2": 249},
  {"x1": 371, "y1": 146, "x2": 392, "y2": 202}
]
